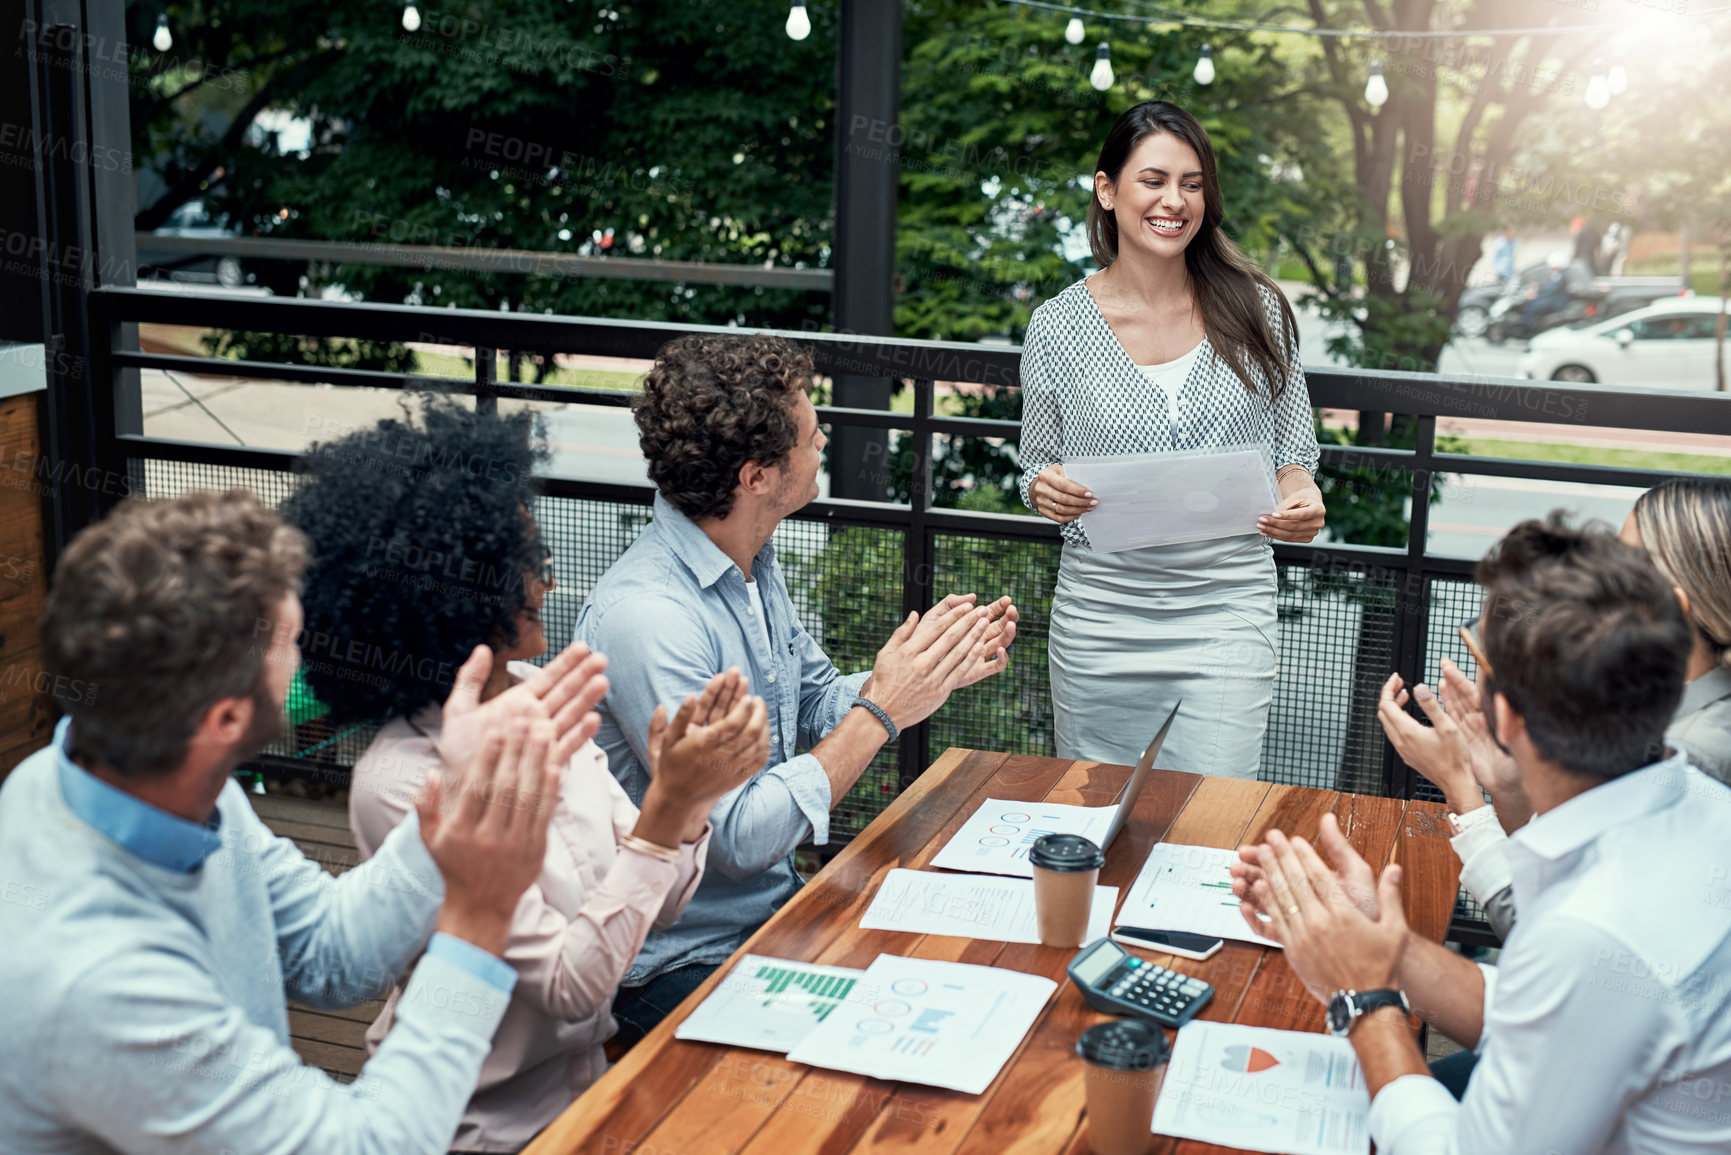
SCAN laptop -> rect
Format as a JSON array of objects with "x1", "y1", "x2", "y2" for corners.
[{"x1": 1098, "y1": 700, "x2": 1182, "y2": 852}]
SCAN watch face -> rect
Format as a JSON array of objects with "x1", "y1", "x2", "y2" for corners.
[{"x1": 1326, "y1": 992, "x2": 1353, "y2": 1036}]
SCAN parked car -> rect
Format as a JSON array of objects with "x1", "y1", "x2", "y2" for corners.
[
  {"x1": 136, "y1": 199, "x2": 253, "y2": 288},
  {"x1": 1462, "y1": 263, "x2": 1687, "y2": 343},
  {"x1": 1516, "y1": 298, "x2": 1728, "y2": 388}
]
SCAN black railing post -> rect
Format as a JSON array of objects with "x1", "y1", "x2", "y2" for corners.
[
  {"x1": 898, "y1": 378, "x2": 934, "y2": 786},
  {"x1": 475, "y1": 347, "x2": 498, "y2": 415},
  {"x1": 1384, "y1": 413, "x2": 1438, "y2": 798},
  {"x1": 30, "y1": 11, "x2": 106, "y2": 561}
]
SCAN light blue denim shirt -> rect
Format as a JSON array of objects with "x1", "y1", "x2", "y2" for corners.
[
  {"x1": 575, "y1": 493, "x2": 869, "y2": 984},
  {"x1": 0, "y1": 717, "x2": 515, "y2": 1154}
]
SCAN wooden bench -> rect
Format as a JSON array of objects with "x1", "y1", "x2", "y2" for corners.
[{"x1": 248, "y1": 790, "x2": 375, "y2": 1082}]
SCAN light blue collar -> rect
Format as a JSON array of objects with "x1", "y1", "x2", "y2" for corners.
[
  {"x1": 651, "y1": 491, "x2": 775, "y2": 589},
  {"x1": 55, "y1": 717, "x2": 224, "y2": 872}
]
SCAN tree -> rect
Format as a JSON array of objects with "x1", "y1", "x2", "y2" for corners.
[
  {"x1": 891, "y1": 0, "x2": 1342, "y2": 508},
  {"x1": 130, "y1": 0, "x2": 839, "y2": 339}
]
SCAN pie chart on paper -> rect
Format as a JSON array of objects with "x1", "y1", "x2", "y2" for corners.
[{"x1": 1220, "y1": 1044, "x2": 1280, "y2": 1074}]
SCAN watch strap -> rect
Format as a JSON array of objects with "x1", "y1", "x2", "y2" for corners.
[{"x1": 852, "y1": 696, "x2": 898, "y2": 743}]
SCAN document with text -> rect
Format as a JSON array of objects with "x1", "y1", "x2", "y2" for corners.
[
  {"x1": 1152, "y1": 1021, "x2": 1371, "y2": 1155},
  {"x1": 785, "y1": 954, "x2": 1057, "y2": 1094},
  {"x1": 1066, "y1": 445, "x2": 1279, "y2": 553}
]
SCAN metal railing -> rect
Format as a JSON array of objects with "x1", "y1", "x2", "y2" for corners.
[{"x1": 72, "y1": 287, "x2": 1731, "y2": 944}]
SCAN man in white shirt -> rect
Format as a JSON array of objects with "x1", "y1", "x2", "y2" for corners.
[{"x1": 1231, "y1": 514, "x2": 1731, "y2": 1154}]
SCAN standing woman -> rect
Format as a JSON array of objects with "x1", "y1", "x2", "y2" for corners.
[{"x1": 1019, "y1": 101, "x2": 1324, "y2": 775}]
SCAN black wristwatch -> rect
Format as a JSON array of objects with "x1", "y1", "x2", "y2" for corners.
[{"x1": 1326, "y1": 988, "x2": 1410, "y2": 1038}]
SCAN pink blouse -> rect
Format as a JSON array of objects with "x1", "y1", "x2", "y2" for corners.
[{"x1": 349, "y1": 663, "x2": 708, "y2": 1153}]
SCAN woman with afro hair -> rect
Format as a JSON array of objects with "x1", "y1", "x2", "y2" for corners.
[{"x1": 284, "y1": 396, "x2": 770, "y2": 1153}]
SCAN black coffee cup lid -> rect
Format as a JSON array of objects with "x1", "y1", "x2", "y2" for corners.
[
  {"x1": 1077, "y1": 1019, "x2": 1168, "y2": 1069},
  {"x1": 1029, "y1": 833, "x2": 1105, "y2": 872}
]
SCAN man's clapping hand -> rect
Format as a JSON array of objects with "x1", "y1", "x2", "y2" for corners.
[
  {"x1": 865, "y1": 593, "x2": 1018, "y2": 730},
  {"x1": 418, "y1": 716, "x2": 562, "y2": 956}
]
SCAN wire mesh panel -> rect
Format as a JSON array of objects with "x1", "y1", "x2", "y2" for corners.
[
  {"x1": 776, "y1": 521, "x2": 906, "y2": 843},
  {"x1": 1266, "y1": 563, "x2": 1399, "y2": 794},
  {"x1": 926, "y1": 532, "x2": 1062, "y2": 760},
  {"x1": 129, "y1": 458, "x2": 381, "y2": 774},
  {"x1": 531, "y1": 494, "x2": 655, "y2": 663}
]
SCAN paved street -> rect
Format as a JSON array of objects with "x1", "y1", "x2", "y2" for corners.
[{"x1": 140, "y1": 275, "x2": 1721, "y2": 568}]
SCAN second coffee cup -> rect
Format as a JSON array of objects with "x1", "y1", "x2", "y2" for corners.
[{"x1": 1030, "y1": 833, "x2": 1105, "y2": 947}]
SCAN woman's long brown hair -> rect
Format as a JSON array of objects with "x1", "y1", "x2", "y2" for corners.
[{"x1": 1087, "y1": 100, "x2": 1298, "y2": 405}]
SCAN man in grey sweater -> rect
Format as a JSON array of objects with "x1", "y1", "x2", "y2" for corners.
[{"x1": 0, "y1": 490, "x2": 609, "y2": 1154}]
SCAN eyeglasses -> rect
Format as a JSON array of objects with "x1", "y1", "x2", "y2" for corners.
[
  {"x1": 534, "y1": 541, "x2": 555, "y2": 587},
  {"x1": 1456, "y1": 618, "x2": 1492, "y2": 678}
]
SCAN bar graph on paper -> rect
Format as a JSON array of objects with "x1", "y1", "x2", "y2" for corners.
[
  {"x1": 754, "y1": 963, "x2": 857, "y2": 1022},
  {"x1": 676, "y1": 954, "x2": 869, "y2": 1054}
]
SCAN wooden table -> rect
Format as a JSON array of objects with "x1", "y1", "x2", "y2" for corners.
[{"x1": 525, "y1": 749, "x2": 1461, "y2": 1155}]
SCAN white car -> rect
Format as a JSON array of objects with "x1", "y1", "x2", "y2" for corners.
[{"x1": 1516, "y1": 298, "x2": 1727, "y2": 388}]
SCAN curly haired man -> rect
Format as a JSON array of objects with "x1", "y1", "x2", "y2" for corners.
[{"x1": 575, "y1": 333, "x2": 1020, "y2": 1042}]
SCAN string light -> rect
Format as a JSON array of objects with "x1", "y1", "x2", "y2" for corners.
[
  {"x1": 1606, "y1": 61, "x2": 1628, "y2": 96},
  {"x1": 1585, "y1": 59, "x2": 1611, "y2": 109},
  {"x1": 1090, "y1": 41, "x2": 1115, "y2": 90},
  {"x1": 1193, "y1": 42, "x2": 1214, "y2": 85},
  {"x1": 152, "y1": 12, "x2": 173, "y2": 52},
  {"x1": 1364, "y1": 60, "x2": 1388, "y2": 107},
  {"x1": 786, "y1": 0, "x2": 811, "y2": 40},
  {"x1": 1065, "y1": 12, "x2": 1086, "y2": 44},
  {"x1": 401, "y1": 2, "x2": 420, "y2": 32}
]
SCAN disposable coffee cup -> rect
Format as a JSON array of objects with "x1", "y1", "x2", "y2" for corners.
[
  {"x1": 1077, "y1": 1019, "x2": 1169, "y2": 1155},
  {"x1": 1029, "y1": 833, "x2": 1104, "y2": 947}
]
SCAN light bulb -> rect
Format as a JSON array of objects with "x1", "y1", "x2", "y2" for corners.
[
  {"x1": 1585, "y1": 59, "x2": 1609, "y2": 109},
  {"x1": 1065, "y1": 15, "x2": 1085, "y2": 45},
  {"x1": 152, "y1": 13, "x2": 172, "y2": 52},
  {"x1": 1607, "y1": 63, "x2": 1627, "y2": 96},
  {"x1": 401, "y1": 2, "x2": 420, "y2": 31},
  {"x1": 1090, "y1": 42, "x2": 1114, "y2": 91},
  {"x1": 1193, "y1": 43, "x2": 1214, "y2": 85},
  {"x1": 1364, "y1": 62, "x2": 1389, "y2": 107},
  {"x1": 785, "y1": 0, "x2": 810, "y2": 40}
]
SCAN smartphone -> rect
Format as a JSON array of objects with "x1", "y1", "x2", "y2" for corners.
[{"x1": 1109, "y1": 926, "x2": 1224, "y2": 961}]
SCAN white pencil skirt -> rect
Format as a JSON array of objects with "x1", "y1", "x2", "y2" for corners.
[{"x1": 1048, "y1": 533, "x2": 1278, "y2": 778}]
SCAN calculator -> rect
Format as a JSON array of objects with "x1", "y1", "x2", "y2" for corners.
[{"x1": 1066, "y1": 935, "x2": 1214, "y2": 1028}]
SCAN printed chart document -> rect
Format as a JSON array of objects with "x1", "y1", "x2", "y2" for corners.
[
  {"x1": 929, "y1": 797, "x2": 1117, "y2": 878},
  {"x1": 1065, "y1": 445, "x2": 1279, "y2": 553},
  {"x1": 675, "y1": 954, "x2": 870, "y2": 1054},
  {"x1": 859, "y1": 868, "x2": 1118, "y2": 944},
  {"x1": 1152, "y1": 1021, "x2": 1371, "y2": 1155},
  {"x1": 1120, "y1": 842, "x2": 1281, "y2": 948},
  {"x1": 785, "y1": 954, "x2": 1057, "y2": 1094}
]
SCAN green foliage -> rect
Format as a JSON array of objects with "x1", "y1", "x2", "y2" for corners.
[
  {"x1": 132, "y1": 0, "x2": 838, "y2": 332},
  {"x1": 779, "y1": 519, "x2": 1061, "y2": 838}
]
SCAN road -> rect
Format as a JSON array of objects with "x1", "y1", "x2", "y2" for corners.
[{"x1": 140, "y1": 283, "x2": 1712, "y2": 569}]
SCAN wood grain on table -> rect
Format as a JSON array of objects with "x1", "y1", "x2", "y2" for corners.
[{"x1": 524, "y1": 750, "x2": 1462, "y2": 1155}]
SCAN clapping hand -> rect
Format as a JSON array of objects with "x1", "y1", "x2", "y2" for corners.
[
  {"x1": 957, "y1": 595, "x2": 1019, "y2": 687},
  {"x1": 646, "y1": 668, "x2": 771, "y2": 807},
  {"x1": 1228, "y1": 814, "x2": 1408, "y2": 1005},
  {"x1": 417, "y1": 715, "x2": 561, "y2": 954},
  {"x1": 437, "y1": 641, "x2": 610, "y2": 782}
]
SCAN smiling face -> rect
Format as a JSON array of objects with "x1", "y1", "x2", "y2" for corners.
[{"x1": 1096, "y1": 130, "x2": 1208, "y2": 263}]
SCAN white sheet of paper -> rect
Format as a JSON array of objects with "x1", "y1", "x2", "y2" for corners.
[
  {"x1": 1120, "y1": 842, "x2": 1282, "y2": 948},
  {"x1": 1065, "y1": 445, "x2": 1279, "y2": 553},
  {"x1": 784, "y1": 954, "x2": 1057, "y2": 1094},
  {"x1": 674, "y1": 954, "x2": 870, "y2": 1054},
  {"x1": 928, "y1": 797, "x2": 1118, "y2": 878},
  {"x1": 858, "y1": 868, "x2": 1118, "y2": 944},
  {"x1": 1152, "y1": 1021, "x2": 1371, "y2": 1155}
]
